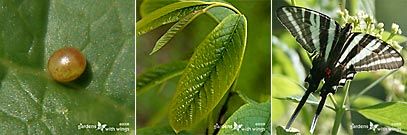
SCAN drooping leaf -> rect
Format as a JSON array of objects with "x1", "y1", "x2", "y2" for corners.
[
  {"x1": 0, "y1": 0, "x2": 134, "y2": 134},
  {"x1": 357, "y1": 102, "x2": 407, "y2": 131},
  {"x1": 139, "y1": 0, "x2": 234, "y2": 23},
  {"x1": 150, "y1": 10, "x2": 205, "y2": 55},
  {"x1": 136, "y1": 61, "x2": 187, "y2": 93},
  {"x1": 169, "y1": 14, "x2": 247, "y2": 132},
  {"x1": 218, "y1": 102, "x2": 271, "y2": 135},
  {"x1": 136, "y1": 1, "x2": 211, "y2": 36}
]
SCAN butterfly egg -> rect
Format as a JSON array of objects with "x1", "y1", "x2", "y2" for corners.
[{"x1": 47, "y1": 47, "x2": 86, "y2": 82}]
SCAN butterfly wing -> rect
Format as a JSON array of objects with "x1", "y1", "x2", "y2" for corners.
[
  {"x1": 334, "y1": 33, "x2": 404, "y2": 87},
  {"x1": 276, "y1": 6, "x2": 342, "y2": 62}
]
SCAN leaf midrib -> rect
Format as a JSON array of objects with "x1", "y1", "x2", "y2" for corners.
[{"x1": 185, "y1": 15, "x2": 242, "y2": 119}]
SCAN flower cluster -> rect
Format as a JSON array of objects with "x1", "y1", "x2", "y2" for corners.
[{"x1": 338, "y1": 9, "x2": 403, "y2": 50}]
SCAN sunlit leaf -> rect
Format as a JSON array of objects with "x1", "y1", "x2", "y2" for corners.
[
  {"x1": 358, "y1": 102, "x2": 407, "y2": 131},
  {"x1": 218, "y1": 102, "x2": 271, "y2": 135},
  {"x1": 136, "y1": 1, "x2": 211, "y2": 36},
  {"x1": 351, "y1": 95, "x2": 382, "y2": 109},
  {"x1": 169, "y1": 14, "x2": 247, "y2": 132},
  {"x1": 150, "y1": 10, "x2": 205, "y2": 55}
]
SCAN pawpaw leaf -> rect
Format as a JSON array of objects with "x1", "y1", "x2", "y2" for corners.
[
  {"x1": 169, "y1": 14, "x2": 247, "y2": 132},
  {"x1": 136, "y1": 1, "x2": 211, "y2": 36}
]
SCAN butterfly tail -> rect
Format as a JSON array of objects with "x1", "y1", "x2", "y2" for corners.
[
  {"x1": 310, "y1": 92, "x2": 328, "y2": 134},
  {"x1": 285, "y1": 90, "x2": 313, "y2": 130}
]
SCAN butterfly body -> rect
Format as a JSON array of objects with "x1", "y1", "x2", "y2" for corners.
[{"x1": 277, "y1": 6, "x2": 404, "y2": 133}]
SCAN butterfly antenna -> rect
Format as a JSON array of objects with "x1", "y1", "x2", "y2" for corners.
[
  {"x1": 310, "y1": 92, "x2": 328, "y2": 134},
  {"x1": 285, "y1": 90, "x2": 312, "y2": 129}
]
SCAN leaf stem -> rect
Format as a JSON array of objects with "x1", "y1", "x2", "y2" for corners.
[
  {"x1": 291, "y1": 0, "x2": 296, "y2": 6},
  {"x1": 349, "y1": 0, "x2": 358, "y2": 15},
  {"x1": 350, "y1": 70, "x2": 398, "y2": 103},
  {"x1": 329, "y1": 94, "x2": 338, "y2": 109},
  {"x1": 332, "y1": 80, "x2": 351, "y2": 135},
  {"x1": 339, "y1": 0, "x2": 346, "y2": 12},
  {"x1": 205, "y1": 2, "x2": 242, "y2": 15}
]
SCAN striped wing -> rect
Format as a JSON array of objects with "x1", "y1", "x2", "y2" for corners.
[
  {"x1": 336, "y1": 33, "x2": 404, "y2": 86},
  {"x1": 276, "y1": 6, "x2": 341, "y2": 61}
]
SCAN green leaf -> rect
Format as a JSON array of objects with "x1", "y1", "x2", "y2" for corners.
[
  {"x1": 169, "y1": 14, "x2": 247, "y2": 132},
  {"x1": 0, "y1": 0, "x2": 134, "y2": 134},
  {"x1": 140, "y1": 0, "x2": 180, "y2": 17},
  {"x1": 271, "y1": 75, "x2": 303, "y2": 98},
  {"x1": 382, "y1": 31, "x2": 407, "y2": 43},
  {"x1": 139, "y1": 0, "x2": 234, "y2": 23},
  {"x1": 136, "y1": 61, "x2": 187, "y2": 94},
  {"x1": 357, "y1": 102, "x2": 407, "y2": 131},
  {"x1": 351, "y1": 95, "x2": 382, "y2": 109},
  {"x1": 136, "y1": 1, "x2": 211, "y2": 36},
  {"x1": 150, "y1": 9, "x2": 205, "y2": 55},
  {"x1": 276, "y1": 126, "x2": 300, "y2": 135},
  {"x1": 218, "y1": 102, "x2": 271, "y2": 135},
  {"x1": 206, "y1": 6, "x2": 235, "y2": 23}
]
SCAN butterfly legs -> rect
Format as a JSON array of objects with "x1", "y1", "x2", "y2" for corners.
[
  {"x1": 285, "y1": 90, "x2": 313, "y2": 129},
  {"x1": 310, "y1": 91, "x2": 329, "y2": 134}
]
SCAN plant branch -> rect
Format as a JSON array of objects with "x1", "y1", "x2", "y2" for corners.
[{"x1": 332, "y1": 80, "x2": 351, "y2": 135}]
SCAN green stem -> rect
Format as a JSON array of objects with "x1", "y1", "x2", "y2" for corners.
[
  {"x1": 329, "y1": 94, "x2": 338, "y2": 109},
  {"x1": 344, "y1": 102, "x2": 354, "y2": 134},
  {"x1": 332, "y1": 80, "x2": 351, "y2": 135},
  {"x1": 205, "y1": 2, "x2": 242, "y2": 15},
  {"x1": 349, "y1": 0, "x2": 358, "y2": 15},
  {"x1": 291, "y1": 0, "x2": 296, "y2": 6},
  {"x1": 339, "y1": 0, "x2": 346, "y2": 12},
  {"x1": 350, "y1": 70, "x2": 398, "y2": 103}
]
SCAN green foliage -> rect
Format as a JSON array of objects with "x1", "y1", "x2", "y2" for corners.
[
  {"x1": 136, "y1": 0, "x2": 271, "y2": 134},
  {"x1": 136, "y1": 1, "x2": 210, "y2": 36},
  {"x1": 0, "y1": 0, "x2": 134, "y2": 134},
  {"x1": 276, "y1": 126, "x2": 300, "y2": 135},
  {"x1": 169, "y1": 14, "x2": 247, "y2": 132},
  {"x1": 357, "y1": 102, "x2": 407, "y2": 131},
  {"x1": 136, "y1": 61, "x2": 187, "y2": 94},
  {"x1": 218, "y1": 102, "x2": 271, "y2": 135},
  {"x1": 137, "y1": 125, "x2": 191, "y2": 135}
]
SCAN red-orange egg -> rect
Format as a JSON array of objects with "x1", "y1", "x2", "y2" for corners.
[{"x1": 47, "y1": 47, "x2": 86, "y2": 82}]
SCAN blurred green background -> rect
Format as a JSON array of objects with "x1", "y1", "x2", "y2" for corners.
[
  {"x1": 273, "y1": 0, "x2": 407, "y2": 134},
  {"x1": 136, "y1": 0, "x2": 271, "y2": 129}
]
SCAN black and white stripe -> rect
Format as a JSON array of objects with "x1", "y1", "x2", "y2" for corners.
[
  {"x1": 276, "y1": 6, "x2": 341, "y2": 61},
  {"x1": 335, "y1": 33, "x2": 404, "y2": 71},
  {"x1": 277, "y1": 6, "x2": 404, "y2": 133}
]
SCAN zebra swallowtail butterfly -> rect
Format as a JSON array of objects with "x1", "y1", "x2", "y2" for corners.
[{"x1": 276, "y1": 6, "x2": 404, "y2": 133}]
